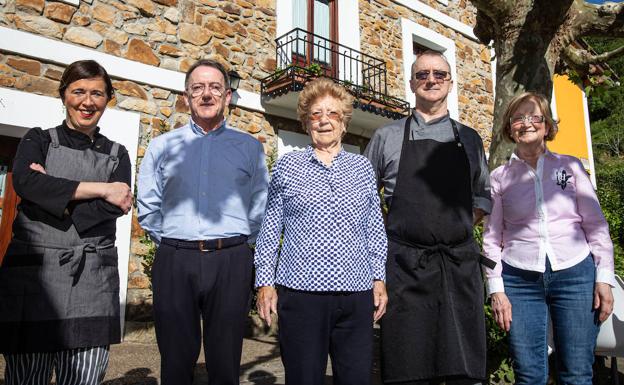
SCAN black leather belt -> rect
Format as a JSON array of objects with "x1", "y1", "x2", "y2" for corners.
[{"x1": 162, "y1": 236, "x2": 248, "y2": 252}]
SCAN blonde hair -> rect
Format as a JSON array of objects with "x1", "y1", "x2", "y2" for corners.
[
  {"x1": 297, "y1": 77, "x2": 354, "y2": 134},
  {"x1": 501, "y1": 92, "x2": 559, "y2": 143}
]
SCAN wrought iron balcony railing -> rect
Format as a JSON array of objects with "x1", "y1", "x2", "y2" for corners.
[{"x1": 261, "y1": 28, "x2": 410, "y2": 120}]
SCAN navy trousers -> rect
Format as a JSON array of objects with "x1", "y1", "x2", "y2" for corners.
[
  {"x1": 277, "y1": 287, "x2": 374, "y2": 385},
  {"x1": 152, "y1": 241, "x2": 253, "y2": 385}
]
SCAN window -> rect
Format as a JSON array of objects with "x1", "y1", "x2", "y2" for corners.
[{"x1": 292, "y1": 0, "x2": 338, "y2": 72}]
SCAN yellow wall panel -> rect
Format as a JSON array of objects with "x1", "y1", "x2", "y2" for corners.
[{"x1": 550, "y1": 75, "x2": 590, "y2": 163}]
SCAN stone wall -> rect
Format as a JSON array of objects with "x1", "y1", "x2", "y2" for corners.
[{"x1": 1, "y1": 0, "x2": 278, "y2": 94}]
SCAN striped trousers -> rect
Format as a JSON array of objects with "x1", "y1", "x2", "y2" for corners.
[{"x1": 3, "y1": 346, "x2": 110, "y2": 385}]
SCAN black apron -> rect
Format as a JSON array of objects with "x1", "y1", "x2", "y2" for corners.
[
  {"x1": 0, "y1": 127, "x2": 122, "y2": 353},
  {"x1": 380, "y1": 116, "x2": 486, "y2": 382}
]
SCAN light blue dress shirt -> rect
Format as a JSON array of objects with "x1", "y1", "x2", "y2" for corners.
[
  {"x1": 137, "y1": 119, "x2": 269, "y2": 244},
  {"x1": 254, "y1": 146, "x2": 387, "y2": 291}
]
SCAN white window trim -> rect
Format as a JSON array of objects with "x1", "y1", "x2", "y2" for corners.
[
  {"x1": 0, "y1": 87, "x2": 140, "y2": 337},
  {"x1": 393, "y1": 0, "x2": 477, "y2": 41},
  {"x1": 401, "y1": 18, "x2": 459, "y2": 120}
]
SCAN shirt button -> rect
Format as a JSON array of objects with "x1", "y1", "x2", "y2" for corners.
[
  {"x1": 203, "y1": 171, "x2": 208, "y2": 176},
  {"x1": 202, "y1": 192, "x2": 206, "y2": 196}
]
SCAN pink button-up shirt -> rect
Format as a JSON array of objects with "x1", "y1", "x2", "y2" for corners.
[{"x1": 483, "y1": 150, "x2": 615, "y2": 295}]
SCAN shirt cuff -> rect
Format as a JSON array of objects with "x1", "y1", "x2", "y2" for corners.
[
  {"x1": 487, "y1": 277, "x2": 505, "y2": 296},
  {"x1": 254, "y1": 266, "x2": 275, "y2": 288},
  {"x1": 473, "y1": 196, "x2": 492, "y2": 215},
  {"x1": 596, "y1": 267, "x2": 617, "y2": 288}
]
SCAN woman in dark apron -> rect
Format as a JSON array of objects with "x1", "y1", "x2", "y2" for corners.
[{"x1": 0, "y1": 60, "x2": 132, "y2": 385}]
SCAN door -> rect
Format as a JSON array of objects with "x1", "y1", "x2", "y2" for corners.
[
  {"x1": 0, "y1": 135, "x2": 20, "y2": 264},
  {"x1": 293, "y1": 0, "x2": 338, "y2": 77}
]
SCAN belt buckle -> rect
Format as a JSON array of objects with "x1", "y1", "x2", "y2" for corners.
[{"x1": 198, "y1": 240, "x2": 215, "y2": 252}]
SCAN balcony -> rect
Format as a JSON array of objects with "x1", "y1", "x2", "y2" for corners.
[{"x1": 261, "y1": 28, "x2": 411, "y2": 136}]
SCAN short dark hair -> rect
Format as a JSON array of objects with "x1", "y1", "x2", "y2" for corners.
[
  {"x1": 184, "y1": 59, "x2": 230, "y2": 90},
  {"x1": 59, "y1": 60, "x2": 114, "y2": 101}
]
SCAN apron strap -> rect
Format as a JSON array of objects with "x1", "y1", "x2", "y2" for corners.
[
  {"x1": 450, "y1": 119, "x2": 463, "y2": 148},
  {"x1": 109, "y1": 142, "x2": 120, "y2": 161},
  {"x1": 48, "y1": 127, "x2": 60, "y2": 148}
]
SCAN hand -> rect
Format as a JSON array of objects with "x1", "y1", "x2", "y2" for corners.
[
  {"x1": 594, "y1": 282, "x2": 614, "y2": 322},
  {"x1": 473, "y1": 208, "x2": 485, "y2": 225},
  {"x1": 257, "y1": 286, "x2": 278, "y2": 327},
  {"x1": 102, "y1": 182, "x2": 133, "y2": 214},
  {"x1": 29, "y1": 163, "x2": 47, "y2": 174},
  {"x1": 491, "y1": 292, "x2": 512, "y2": 331},
  {"x1": 373, "y1": 280, "x2": 388, "y2": 322}
]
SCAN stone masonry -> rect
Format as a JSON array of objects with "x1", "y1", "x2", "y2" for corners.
[{"x1": 0, "y1": 0, "x2": 494, "y2": 323}]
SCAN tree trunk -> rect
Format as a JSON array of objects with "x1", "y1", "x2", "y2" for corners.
[{"x1": 488, "y1": 30, "x2": 562, "y2": 169}]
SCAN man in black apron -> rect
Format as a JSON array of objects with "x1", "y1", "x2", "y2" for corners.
[{"x1": 364, "y1": 50, "x2": 493, "y2": 385}]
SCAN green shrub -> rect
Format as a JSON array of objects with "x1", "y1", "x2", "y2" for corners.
[{"x1": 595, "y1": 161, "x2": 624, "y2": 276}]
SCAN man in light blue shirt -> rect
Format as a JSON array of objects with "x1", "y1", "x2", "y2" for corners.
[{"x1": 137, "y1": 59, "x2": 269, "y2": 385}]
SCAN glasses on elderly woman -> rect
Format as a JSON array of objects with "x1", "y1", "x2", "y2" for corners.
[
  {"x1": 510, "y1": 115, "x2": 545, "y2": 126},
  {"x1": 309, "y1": 111, "x2": 342, "y2": 122}
]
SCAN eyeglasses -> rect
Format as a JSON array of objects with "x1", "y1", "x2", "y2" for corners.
[
  {"x1": 413, "y1": 70, "x2": 451, "y2": 82},
  {"x1": 510, "y1": 115, "x2": 545, "y2": 125},
  {"x1": 188, "y1": 83, "x2": 226, "y2": 98},
  {"x1": 309, "y1": 111, "x2": 342, "y2": 122}
]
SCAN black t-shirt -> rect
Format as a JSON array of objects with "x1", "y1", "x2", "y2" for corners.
[{"x1": 11, "y1": 121, "x2": 132, "y2": 237}]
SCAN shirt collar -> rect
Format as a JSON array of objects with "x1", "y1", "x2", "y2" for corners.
[
  {"x1": 509, "y1": 146, "x2": 553, "y2": 165},
  {"x1": 190, "y1": 118, "x2": 226, "y2": 136},
  {"x1": 305, "y1": 145, "x2": 346, "y2": 165},
  {"x1": 411, "y1": 110, "x2": 450, "y2": 128}
]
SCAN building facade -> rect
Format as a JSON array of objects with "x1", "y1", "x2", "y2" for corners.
[{"x1": 0, "y1": 0, "x2": 496, "y2": 327}]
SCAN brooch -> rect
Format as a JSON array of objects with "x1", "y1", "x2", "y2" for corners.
[{"x1": 553, "y1": 168, "x2": 572, "y2": 190}]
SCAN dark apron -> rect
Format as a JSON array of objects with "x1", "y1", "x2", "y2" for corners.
[
  {"x1": 0, "y1": 127, "x2": 122, "y2": 353},
  {"x1": 380, "y1": 116, "x2": 486, "y2": 382}
]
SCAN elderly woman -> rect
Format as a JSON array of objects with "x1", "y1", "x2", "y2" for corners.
[
  {"x1": 483, "y1": 91, "x2": 615, "y2": 385},
  {"x1": 254, "y1": 77, "x2": 388, "y2": 385},
  {"x1": 0, "y1": 60, "x2": 132, "y2": 385}
]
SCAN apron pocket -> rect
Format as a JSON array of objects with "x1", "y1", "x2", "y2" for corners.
[{"x1": 98, "y1": 247, "x2": 119, "y2": 293}]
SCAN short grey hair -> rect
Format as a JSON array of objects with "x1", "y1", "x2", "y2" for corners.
[{"x1": 411, "y1": 50, "x2": 452, "y2": 79}]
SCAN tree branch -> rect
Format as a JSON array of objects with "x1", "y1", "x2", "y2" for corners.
[
  {"x1": 563, "y1": 44, "x2": 624, "y2": 68},
  {"x1": 572, "y1": 1, "x2": 624, "y2": 38},
  {"x1": 469, "y1": 0, "x2": 514, "y2": 45}
]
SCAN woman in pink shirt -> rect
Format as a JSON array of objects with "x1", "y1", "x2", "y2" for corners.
[{"x1": 483, "y1": 91, "x2": 615, "y2": 385}]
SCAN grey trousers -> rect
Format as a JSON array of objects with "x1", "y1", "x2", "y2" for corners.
[{"x1": 3, "y1": 346, "x2": 110, "y2": 385}]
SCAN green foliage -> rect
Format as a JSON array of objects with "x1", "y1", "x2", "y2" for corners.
[
  {"x1": 306, "y1": 63, "x2": 323, "y2": 76},
  {"x1": 595, "y1": 161, "x2": 624, "y2": 276},
  {"x1": 485, "y1": 304, "x2": 514, "y2": 384},
  {"x1": 592, "y1": 111, "x2": 624, "y2": 159},
  {"x1": 139, "y1": 234, "x2": 157, "y2": 289},
  {"x1": 474, "y1": 223, "x2": 514, "y2": 384}
]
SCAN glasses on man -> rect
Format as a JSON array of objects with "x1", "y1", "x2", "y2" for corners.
[
  {"x1": 188, "y1": 83, "x2": 226, "y2": 98},
  {"x1": 413, "y1": 70, "x2": 451, "y2": 82},
  {"x1": 510, "y1": 115, "x2": 545, "y2": 125},
  {"x1": 309, "y1": 111, "x2": 342, "y2": 122}
]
